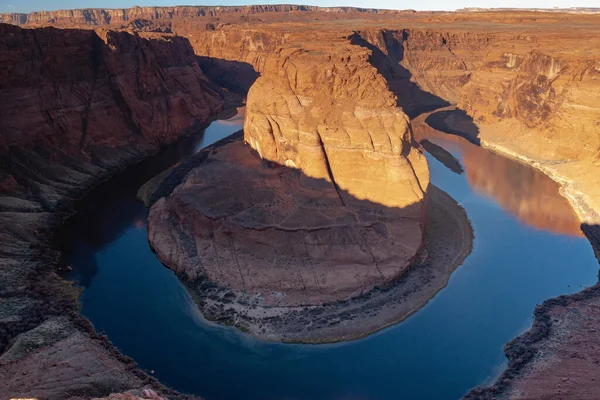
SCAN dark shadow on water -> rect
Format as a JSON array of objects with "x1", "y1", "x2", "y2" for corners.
[
  {"x1": 582, "y1": 224, "x2": 600, "y2": 263},
  {"x1": 425, "y1": 109, "x2": 481, "y2": 145},
  {"x1": 421, "y1": 139, "x2": 464, "y2": 175},
  {"x1": 56, "y1": 108, "x2": 245, "y2": 287},
  {"x1": 197, "y1": 56, "x2": 259, "y2": 95}
]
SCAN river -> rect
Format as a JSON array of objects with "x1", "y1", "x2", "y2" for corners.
[{"x1": 58, "y1": 107, "x2": 599, "y2": 400}]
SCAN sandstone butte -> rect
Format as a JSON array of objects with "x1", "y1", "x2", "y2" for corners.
[
  {"x1": 148, "y1": 41, "x2": 429, "y2": 309},
  {"x1": 0, "y1": 5, "x2": 599, "y2": 400}
]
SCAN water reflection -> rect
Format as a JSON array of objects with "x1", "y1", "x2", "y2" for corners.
[
  {"x1": 193, "y1": 108, "x2": 245, "y2": 153},
  {"x1": 58, "y1": 107, "x2": 245, "y2": 287},
  {"x1": 59, "y1": 107, "x2": 598, "y2": 400},
  {"x1": 419, "y1": 129, "x2": 582, "y2": 237}
]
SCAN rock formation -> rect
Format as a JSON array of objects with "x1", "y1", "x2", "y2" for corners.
[
  {"x1": 0, "y1": 23, "x2": 223, "y2": 400},
  {"x1": 0, "y1": 24, "x2": 224, "y2": 208},
  {"x1": 148, "y1": 41, "x2": 429, "y2": 312},
  {"x1": 244, "y1": 43, "x2": 429, "y2": 208},
  {"x1": 1, "y1": 6, "x2": 600, "y2": 399}
]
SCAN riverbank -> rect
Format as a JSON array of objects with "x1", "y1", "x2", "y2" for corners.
[
  {"x1": 417, "y1": 107, "x2": 600, "y2": 399},
  {"x1": 141, "y1": 135, "x2": 473, "y2": 343},
  {"x1": 0, "y1": 101, "x2": 242, "y2": 400},
  {"x1": 424, "y1": 107, "x2": 600, "y2": 225}
]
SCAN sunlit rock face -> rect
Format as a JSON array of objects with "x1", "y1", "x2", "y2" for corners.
[
  {"x1": 149, "y1": 42, "x2": 430, "y2": 308},
  {"x1": 244, "y1": 43, "x2": 429, "y2": 209}
]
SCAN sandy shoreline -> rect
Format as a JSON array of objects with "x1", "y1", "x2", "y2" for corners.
[{"x1": 423, "y1": 106, "x2": 600, "y2": 225}]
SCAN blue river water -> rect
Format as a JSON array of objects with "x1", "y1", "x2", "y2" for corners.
[{"x1": 60, "y1": 108, "x2": 599, "y2": 400}]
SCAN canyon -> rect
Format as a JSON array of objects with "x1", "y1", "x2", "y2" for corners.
[
  {"x1": 0, "y1": 22, "x2": 232, "y2": 399},
  {"x1": 0, "y1": 5, "x2": 599, "y2": 400}
]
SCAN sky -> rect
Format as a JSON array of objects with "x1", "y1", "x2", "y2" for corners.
[{"x1": 1, "y1": 0, "x2": 598, "y2": 13}]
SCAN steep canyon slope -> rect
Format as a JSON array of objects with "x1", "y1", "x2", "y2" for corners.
[{"x1": 0, "y1": 23, "x2": 226, "y2": 399}]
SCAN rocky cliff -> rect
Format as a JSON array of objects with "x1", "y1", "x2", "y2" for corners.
[
  {"x1": 0, "y1": 5, "x2": 415, "y2": 29},
  {"x1": 146, "y1": 40, "x2": 433, "y2": 341},
  {"x1": 0, "y1": 24, "x2": 223, "y2": 208},
  {"x1": 187, "y1": 21, "x2": 600, "y2": 222},
  {"x1": 351, "y1": 28, "x2": 600, "y2": 222},
  {"x1": 0, "y1": 23, "x2": 222, "y2": 399},
  {"x1": 244, "y1": 42, "x2": 429, "y2": 208}
]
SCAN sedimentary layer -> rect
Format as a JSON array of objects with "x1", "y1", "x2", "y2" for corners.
[
  {"x1": 145, "y1": 40, "x2": 433, "y2": 341},
  {"x1": 143, "y1": 133, "x2": 470, "y2": 342},
  {"x1": 0, "y1": 23, "x2": 226, "y2": 399},
  {"x1": 2, "y1": 6, "x2": 600, "y2": 399}
]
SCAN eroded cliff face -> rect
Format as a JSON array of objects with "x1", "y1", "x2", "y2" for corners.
[
  {"x1": 0, "y1": 23, "x2": 220, "y2": 400},
  {"x1": 148, "y1": 41, "x2": 429, "y2": 323},
  {"x1": 0, "y1": 5, "x2": 406, "y2": 28},
  {"x1": 344, "y1": 28, "x2": 600, "y2": 224},
  {"x1": 244, "y1": 43, "x2": 429, "y2": 208},
  {"x1": 0, "y1": 24, "x2": 223, "y2": 208}
]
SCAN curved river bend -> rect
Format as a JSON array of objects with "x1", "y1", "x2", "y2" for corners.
[{"x1": 59, "y1": 108, "x2": 599, "y2": 400}]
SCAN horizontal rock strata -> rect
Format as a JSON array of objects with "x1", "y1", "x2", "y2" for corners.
[{"x1": 147, "y1": 41, "x2": 431, "y2": 340}]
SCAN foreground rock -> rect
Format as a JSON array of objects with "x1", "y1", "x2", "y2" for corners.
[
  {"x1": 143, "y1": 41, "x2": 439, "y2": 341},
  {"x1": 0, "y1": 23, "x2": 226, "y2": 399},
  {"x1": 145, "y1": 135, "x2": 470, "y2": 342}
]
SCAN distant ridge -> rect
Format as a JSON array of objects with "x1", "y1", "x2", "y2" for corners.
[
  {"x1": 0, "y1": 5, "x2": 419, "y2": 26},
  {"x1": 459, "y1": 7, "x2": 600, "y2": 14}
]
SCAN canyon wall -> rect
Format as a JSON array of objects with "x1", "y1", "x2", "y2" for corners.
[
  {"x1": 186, "y1": 22, "x2": 600, "y2": 222},
  {"x1": 244, "y1": 42, "x2": 429, "y2": 208},
  {"x1": 0, "y1": 23, "x2": 221, "y2": 399},
  {"x1": 352, "y1": 28, "x2": 600, "y2": 221},
  {"x1": 0, "y1": 5, "x2": 416, "y2": 29},
  {"x1": 0, "y1": 23, "x2": 223, "y2": 208}
]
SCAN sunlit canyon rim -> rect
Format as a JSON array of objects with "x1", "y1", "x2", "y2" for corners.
[{"x1": 0, "y1": 5, "x2": 599, "y2": 400}]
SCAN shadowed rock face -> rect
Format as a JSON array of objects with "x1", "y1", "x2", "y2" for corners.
[
  {"x1": 0, "y1": 23, "x2": 222, "y2": 400},
  {"x1": 149, "y1": 140, "x2": 425, "y2": 308},
  {"x1": 244, "y1": 42, "x2": 429, "y2": 209},
  {"x1": 0, "y1": 24, "x2": 224, "y2": 209},
  {"x1": 0, "y1": 24, "x2": 223, "y2": 158}
]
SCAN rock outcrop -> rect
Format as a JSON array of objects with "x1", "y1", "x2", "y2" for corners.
[
  {"x1": 244, "y1": 43, "x2": 429, "y2": 208},
  {"x1": 146, "y1": 41, "x2": 431, "y2": 340},
  {"x1": 2, "y1": 6, "x2": 600, "y2": 399},
  {"x1": 0, "y1": 23, "x2": 223, "y2": 400}
]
